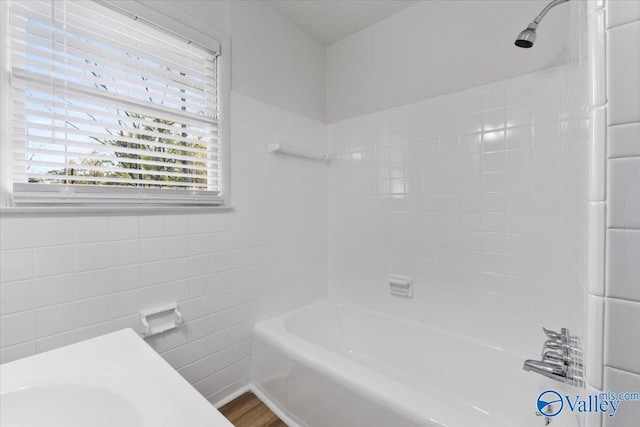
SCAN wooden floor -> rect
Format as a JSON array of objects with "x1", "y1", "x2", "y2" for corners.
[{"x1": 219, "y1": 392, "x2": 287, "y2": 427}]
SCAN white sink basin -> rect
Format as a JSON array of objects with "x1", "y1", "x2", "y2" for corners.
[
  {"x1": 4, "y1": 383, "x2": 149, "y2": 427},
  {"x1": 0, "y1": 329, "x2": 233, "y2": 427}
]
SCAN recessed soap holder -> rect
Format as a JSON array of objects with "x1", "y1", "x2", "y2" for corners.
[
  {"x1": 139, "y1": 303, "x2": 183, "y2": 338},
  {"x1": 389, "y1": 275, "x2": 413, "y2": 298}
]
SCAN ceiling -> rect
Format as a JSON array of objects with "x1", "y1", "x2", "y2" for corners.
[{"x1": 263, "y1": 0, "x2": 419, "y2": 46}]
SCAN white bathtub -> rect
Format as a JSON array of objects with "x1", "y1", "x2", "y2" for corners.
[{"x1": 252, "y1": 300, "x2": 579, "y2": 427}]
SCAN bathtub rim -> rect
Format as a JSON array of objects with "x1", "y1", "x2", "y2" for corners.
[
  {"x1": 252, "y1": 297, "x2": 529, "y2": 427},
  {"x1": 259, "y1": 297, "x2": 540, "y2": 360}
]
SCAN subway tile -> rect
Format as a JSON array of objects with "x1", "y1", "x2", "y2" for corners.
[
  {"x1": 608, "y1": 122, "x2": 640, "y2": 159},
  {"x1": 74, "y1": 296, "x2": 112, "y2": 328},
  {"x1": 34, "y1": 302, "x2": 76, "y2": 338},
  {"x1": 166, "y1": 258, "x2": 191, "y2": 282},
  {"x1": 0, "y1": 249, "x2": 33, "y2": 282},
  {"x1": 34, "y1": 217, "x2": 74, "y2": 247},
  {"x1": 0, "y1": 217, "x2": 33, "y2": 250},
  {"x1": 608, "y1": 158, "x2": 640, "y2": 228},
  {"x1": 33, "y1": 315, "x2": 136, "y2": 355},
  {"x1": 75, "y1": 217, "x2": 108, "y2": 244},
  {"x1": 110, "y1": 265, "x2": 140, "y2": 292},
  {"x1": 138, "y1": 216, "x2": 165, "y2": 238},
  {"x1": 192, "y1": 357, "x2": 251, "y2": 399},
  {"x1": 75, "y1": 269, "x2": 112, "y2": 300},
  {"x1": 139, "y1": 238, "x2": 166, "y2": 263},
  {"x1": 166, "y1": 236, "x2": 189, "y2": 259},
  {"x1": 167, "y1": 279, "x2": 191, "y2": 304},
  {"x1": 138, "y1": 284, "x2": 167, "y2": 312},
  {"x1": 0, "y1": 310, "x2": 36, "y2": 347},
  {"x1": 33, "y1": 246, "x2": 74, "y2": 278},
  {"x1": 0, "y1": 341, "x2": 35, "y2": 364},
  {"x1": 178, "y1": 340, "x2": 250, "y2": 384},
  {"x1": 603, "y1": 367, "x2": 640, "y2": 427},
  {"x1": 607, "y1": 21, "x2": 640, "y2": 125},
  {"x1": 607, "y1": 1, "x2": 640, "y2": 29},
  {"x1": 604, "y1": 298, "x2": 640, "y2": 375},
  {"x1": 0, "y1": 280, "x2": 35, "y2": 315},
  {"x1": 607, "y1": 229, "x2": 640, "y2": 301},
  {"x1": 189, "y1": 214, "x2": 213, "y2": 234},
  {"x1": 32, "y1": 274, "x2": 76, "y2": 308},
  {"x1": 75, "y1": 243, "x2": 110, "y2": 272},
  {"x1": 110, "y1": 240, "x2": 139, "y2": 267},
  {"x1": 190, "y1": 234, "x2": 212, "y2": 256},
  {"x1": 108, "y1": 216, "x2": 139, "y2": 241},
  {"x1": 108, "y1": 289, "x2": 141, "y2": 320},
  {"x1": 161, "y1": 322, "x2": 252, "y2": 370},
  {"x1": 165, "y1": 215, "x2": 190, "y2": 237},
  {"x1": 140, "y1": 261, "x2": 166, "y2": 287}
]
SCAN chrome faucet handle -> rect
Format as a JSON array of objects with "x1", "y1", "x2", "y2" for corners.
[
  {"x1": 523, "y1": 359, "x2": 567, "y2": 382},
  {"x1": 543, "y1": 339, "x2": 563, "y2": 352},
  {"x1": 543, "y1": 327, "x2": 561, "y2": 340},
  {"x1": 526, "y1": 326, "x2": 583, "y2": 387},
  {"x1": 542, "y1": 351, "x2": 564, "y2": 363},
  {"x1": 568, "y1": 346, "x2": 583, "y2": 355}
]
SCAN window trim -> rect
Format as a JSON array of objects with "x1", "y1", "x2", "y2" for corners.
[{"x1": 0, "y1": 0, "x2": 232, "y2": 211}]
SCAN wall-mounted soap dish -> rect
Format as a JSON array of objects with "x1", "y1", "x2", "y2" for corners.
[
  {"x1": 389, "y1": 275, "x2": 413, "y2": 298},
  {"x1": 139, "y1": 303, "x2": 183, "y2": 338}
]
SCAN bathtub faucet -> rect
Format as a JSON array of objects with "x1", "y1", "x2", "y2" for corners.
[
  {"x1": 522, "y1": 327, "x2": 583, "y2": 386},
  {"x1": 522, "y1": 359, "x2": 566, "y2": 382}
]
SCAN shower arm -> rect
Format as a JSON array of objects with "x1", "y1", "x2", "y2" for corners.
[{"x1": 528, "y1": 0, "x2": 569, "y2": 29}]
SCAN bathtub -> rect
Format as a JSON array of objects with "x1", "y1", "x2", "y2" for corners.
[{"x1": 252, "y1": 300, "x2": 579, "y2": 427}]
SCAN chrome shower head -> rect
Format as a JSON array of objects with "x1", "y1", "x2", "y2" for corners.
[
  {"x1": 514, "y1": 0, "x2": 569, "y2": 49},
  {"x1": 515, "y1": 24, "x2": 537, "y2": 48}
]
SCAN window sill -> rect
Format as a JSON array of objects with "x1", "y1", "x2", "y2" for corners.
[{"x1": 0, "y1": 205, "x2": 235, "y2": 217}]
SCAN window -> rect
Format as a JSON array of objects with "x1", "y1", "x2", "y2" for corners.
[{"x1": 3, "y1": 0, "x2": 227, "y2": 207}]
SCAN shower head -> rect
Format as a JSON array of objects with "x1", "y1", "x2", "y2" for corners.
[
  {"x1": 514, "y1": 0, "x2": 569, "y2": 49},
  {"x1": 515, "y1": 25, "x2": 537, "y2": 48}
]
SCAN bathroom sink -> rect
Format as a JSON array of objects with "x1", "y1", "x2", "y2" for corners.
[
  {"x1": 0, "y1": 329, "x2": 233, "y2": 427},
  {"x1": 3, "y1": 383, "x2": 151, "y2": 427}
]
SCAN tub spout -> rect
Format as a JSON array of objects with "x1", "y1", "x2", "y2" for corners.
[{"x1": 523, "y1": 359, "x2": 566, "y2": 383}]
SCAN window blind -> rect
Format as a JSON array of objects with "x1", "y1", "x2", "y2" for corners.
[{"x1": 9, "y1": 0, "x2": 223, "y2": 206}]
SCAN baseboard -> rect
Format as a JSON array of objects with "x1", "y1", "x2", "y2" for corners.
[
  {"x1": 249, "y1": 383, "x2": 301, "y2": 427},
  {"x1": 212, "y1": 383, "x2": 250, "y2": 409}
]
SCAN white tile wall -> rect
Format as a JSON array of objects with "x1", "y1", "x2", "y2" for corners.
[
  {"x1": 607, "y1": 158, "x2": 640, "y2": 228},
  {"x1": 608, "y1": 123, "x2": 640, "y2": 158},
  {"x1": 586, "y1": 0, "x2": 608, "y2": 396},
  {"x1": 585, "y1": 293, "x2": 605, "y2": 388},
  {"x1": 604, "y1": 298, "x2": 640, "y2": 375},
  {"x1": 607, "y1": 0, "x2": 640, "y2": 29},
  {"x1": 603, "y1": 367, "x2": 640, "y2": 426},
  {"x1": 598, "y1": 4, "x2": 640, "y2": 425},
  {"x1": 607, "y1": 229, "x2": 640, "y2": 301},
  {"x1": 606, "y1": 20, "x2": 640, "y2": 125},
  {"x1": 587, "y1": 202, "x2": 606, "y2": 296},
  {"x1": 0, "y1": 91, "x2": 328, "y2": 404},
  {"x1": 327, "y1": 65, "x2": 588, "y2": 355}
]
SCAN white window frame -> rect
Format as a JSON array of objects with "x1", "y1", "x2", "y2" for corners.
[{"x1": 0, "y1": 0, "x2": 232, "y2": 213}]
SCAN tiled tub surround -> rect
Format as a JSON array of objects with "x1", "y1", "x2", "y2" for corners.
[
  {"x1": 599, "y1": 1, "x2": 640, "y2": 425},
  {"x1": 328, "y1": 64, "x2": 588, "y2": 356},
  {"x1": 0, "y1": 92, "x2": 328, "y2": 405}
]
